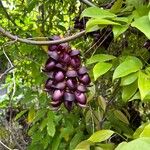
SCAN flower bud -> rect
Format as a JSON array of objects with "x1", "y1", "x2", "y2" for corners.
[
  {"x1": 79, "y1": 74, "x2": 91, "y2": 85},
  {"x1": 77, "y1": 84, "x2": 87, "y2": 92},
  {"x1": 48, "y1": 51, "x2": 59, "y2": 60},
  {"x1": 64, "y1": 101, "x2": 73, "y2": 111},
  {"x1": 54, "y1": 71, "x2": 65, "y2": 82},
  {"x1": 55, "y1": 81, "x2": 66, "y2": 90},
  {"x1": 75, "y1": 91, "x2": 86, "y2": 104},
  {"x1": 60, "y1": 53, "x2": 70, "y2": 64},
  {"x1": 78, "y1": 66, "x2": 87, "y2": 75},
  {"x1": 66, "y1": 70, "x2": 77, "y2": 78},
  {"x1": 64, "y1": 92, "x2": 75, "y2": 101},
  {"x1": 45, "y1": 79, "x2": 53, "y2": 90},
  {"x1": 66, "y1": 78, "x2": 77, "y2": 90},
  {"x1": 70, "y1": 50, "x2": 80, "y2": 56},
  {"x1": 45, "y1": 59, "x2": 56, "y2": 71},
  {"x1": 52, "y1": 90, "x2": 64, "y2": 101},
  {"x1": 48, "y1": 45, "x2": 58, "y2": 51},
  {"x1": 70, "y1": 56, "x2": 81, "y2": 68}
]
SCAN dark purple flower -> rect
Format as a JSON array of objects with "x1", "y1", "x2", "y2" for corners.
[
  {"x1": 64, "y1": 101, "x2": 73, "y2": 111},
  {"x1": 79, "y1": 74, "x2": 91, "y2": 85},
  {"x1": 52, "y1": 90, "x2": 64, "y2": 101},
  {"x1": 75, "y1": 91, "x2": 86, "y2": 104},
  {"x1": 55, "y1": 63, "x2": 67, "y2": 71},
  {"x1": 45, "y1": 79, "x2": 53, "y2": 90},
  {"x1": 78, "y1": 66, "x2": 87, "y2": 75},
  {"x1": 45, "y1": 59, "x2": 56, "y2": 71},
  {"x1": 70, "y1": 50, "x2": 80, "y2": 56},
  {"x1": 66, "y1": 70, "x2": 77, "y2": 78},
  {"x1": 48, "y1": 51, "x2": 59, "y2": 60},
  {"x1": 70, "y1": 56, "x2": 81, "y2": 68},
  {"x1": 55, "y1": 81, "x2": 66, "y2": 90},
  {"x1": 48, "y1": 45, "x2": 58, "y2": 51},
  {"x1": 64, "y1": 92, "x2": 75, "y2": 101},
  {"x1": 60, "y1": 52, "x2": 70, "y2": 64},
  {"x1": 77, "y1": 84, "x2": 87, "y2": 92},
  {"x1": 66, "y1": 78, "x2": 77, "y2": 90},
  {"x1": 54, "y1": 71, "x2": 65, "y2": 82}
]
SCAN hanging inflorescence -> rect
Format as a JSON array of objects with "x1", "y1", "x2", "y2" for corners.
[{"x1": 43, "y1": 36, "x2": 91, "y2": 111}]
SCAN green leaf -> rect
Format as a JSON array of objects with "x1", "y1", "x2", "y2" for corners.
[
  {"x1": 133, "y1": 123, "x2": 149, "y2": 139},
  {"x1": 15, "y1": 110, "x2": 28, "y2": 121},
  {"x1": 149, "y1": 11, "x2": 150, "y2": 21},
  {"x1": 114, "y1": 110, "x2": 129, "y2": 124},
  {"x1": 69, "y1": 132, "x2": 83, "y2": 150},
  {"x1": 113, "y1": 56, "x2": 143, "y2": 80},
  {"x1": 138, "y1": 71, "x2": 150, "y2": 100},
  {"x1": 110, "y1": 0, "x2": 124, "y2": 13},
  {"x1": 93, "y1": 62, "x2": 112, "y2": 81},
  {"x1": 47, "y1": 111, "x2": 55, "y2": 137},
  {"x1": 122, "y1": 80, "x2": 138, "y2": 102},
  {"x1": 75, "y1": 140, "x2": 92, "y2": 150},
  {"x1": 140, "y1": 124, "x2": 150, "y2": 138},
  {"x1": 88, "y1": 130, "x2": 114, "y2": 143},
  {"x1": 28, "y1": 107, "x2": 36, "y2": 123},
  {"x1": 115, "y1": 137, "x2": 150, "y2": 150},
  {"x1": 87, "y1": 54, "x2": 116, "y2": 65},
  {"x1": 81, "y1": 7, "x2": 116, "y2": 19},
  {"x1": 129, "y1": 92, "x2": 140, "y2": 101},
  {"x1": 98, "y1": 96, "x2": 106, "y2": 111},
  {"x1": 121, "y1": 72, "x2": 138, "y2": 86},
  {"x1": 131, "y1": 16, "x2": 150, "y2": 39},
  {"x1": 113, "y1": 25, "x2": 128, "y2": 39},
  {"x1": 86, "y1": 18, "x2": 120, "y2": 32}
]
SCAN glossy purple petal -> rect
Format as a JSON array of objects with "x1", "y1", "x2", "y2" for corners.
[
  {"x1": 70, "y1": 50, "x2": 80, "y2": 56},
  {"x1": 48, "y1": 45, "x2": 58, "y2": 51},
  {"x1": 55, "y1": 81, "x2": 66, "y2": 90},
  {"x1": 52, "y1": 90, "x2": 64, "y2": 101},
  {"x1": 79, "y1": 74, "x2": 91, "y2": 85},
  {"x1": 64, "y1": 92, "x2": 75, "y2": 101},
  {"x1": 54, "y1": 71, "x2": 65, "y2": 82},
  {"x1": 48, "y1": 51, "x2": 59, "y2": 60},
  {"x1": 78, "y1": 66, "x2": 87, "y2": 75},
  {"x1": 45, "y1": 79, "x2": 53, "y2": 90},
  {"x1": 66, "y1": 78, "x2": 77, "y2": 90},
  {"x1": 75, "y1": 91, "x2": 86, "y2": 104},
  {"x1": 60, "y1": 53, "x2": 70, "y2": 64},
  {"x1": 70, "y1": 56, "x2": 81, "y2": 68},
  {"x1": 77, "y1": 84, "x2": 87, "y2": 92},
  {"x1": 66, "y1": 70, "x2": 77, "y2": 77},
  {"x1": 45, "y1": 59, "x2": 56, "y2": 71}
]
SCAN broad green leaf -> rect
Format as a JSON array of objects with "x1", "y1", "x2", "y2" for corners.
[
  {"x1": 149, "y1": 11, "x2": 150, "y2": 21},
  {"x1": 86, "y1": 18, "x2": 120, "y2": 32},
  {"x1": 129, "y1": 92, "x2": 140, "y2": 101},
  {"x1": 88, "y1": 130, "x2": 114, "y2": 143},
  {"x1": 98, "y1": 96, "x2": 106, "y2": 111},
  {"x1": 97, "y1": 143, "x2": 115, "y2": 150},
  {"x1": 39, "y1": 118, "x2": 48, "y2": 131},
  {"x1": 114, "y1": 110, "x2": 129, "y2": 124},
  {"x1": 93, "y1": 62, "x2": 112, "y2": 81},
  {"x1": 47, "y1": 111, "x2": 55, "y2": 137},
  {"x1": 121, "y1": 72, "x2": 138, "y2": 86},
  {"x1": 81, "y1": 7, "x2": 116, "y2": 19},
  {"x1": 138, "y1": 71, "x2": 150, "y2": 100},
  {"x1": 133, "y1": 123, "x2": 149, "y2": 139},
  {"x1": 140, "y1": 124, "x2": 150, "y2": 137},
  {"x1": 113, "y1": 25, "x2": 128, "y2": 39},
  {"x1": 110, "y1": 0, "x2": 123, "y2": 13},
  {"x1": 115, "y1": 137, "x2": 150, "y2": 150},
  {"x1": 131, "y1": 16, "x2": 150, "y2": 39},
  {"x1": 69, "y1": 132, "x2": 83, "y2": 150},
  {"x1": 75, "y1": 140, "x2": 92, "y2": 150},
  {"x1": 122, "y1": 81, "x2": 138, "y2": 102},
  {"x1": 87, "y1": 54, "x2": 116, "y2": 65},
  {"x1": 113, "y1": 56, "x2": 143, "y2": 80}
]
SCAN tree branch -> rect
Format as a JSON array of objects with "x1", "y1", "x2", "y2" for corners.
[
  {"x1": 0, "y1": 26, "x2": 86, "y2": 45},
  {"x1": 80, "y1": 0, "x2": 97, "y2": 7}
]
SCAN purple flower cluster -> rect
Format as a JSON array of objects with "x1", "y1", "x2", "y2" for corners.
[{"x1": 43, "y1": 36, "x2": 90, "y2": 111}]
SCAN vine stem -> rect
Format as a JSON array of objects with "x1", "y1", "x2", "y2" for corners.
[
  {"x1": 0, "y1": 26, "x2": 85, "y2": 45},
  {"x1": 80, "y1": 0, "x2": 97, "y2": 7}
]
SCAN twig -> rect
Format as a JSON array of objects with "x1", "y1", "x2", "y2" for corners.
[
  {"x1": 0, "y1": 140, "x2": 15, "y2": 150},
  {"x1": 0, "y1": 26, "x2": 85, "y2": 45},
  {"x1": 0, "y1": 66, "x2": 14, "y2": 79},
  {"x1": 80, "y1": 0, "x2": 97, "y2": 7}
]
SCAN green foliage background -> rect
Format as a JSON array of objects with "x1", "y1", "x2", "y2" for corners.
[{"x1": 0, "y1": 0, "x2": 150, "y2": 150}]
